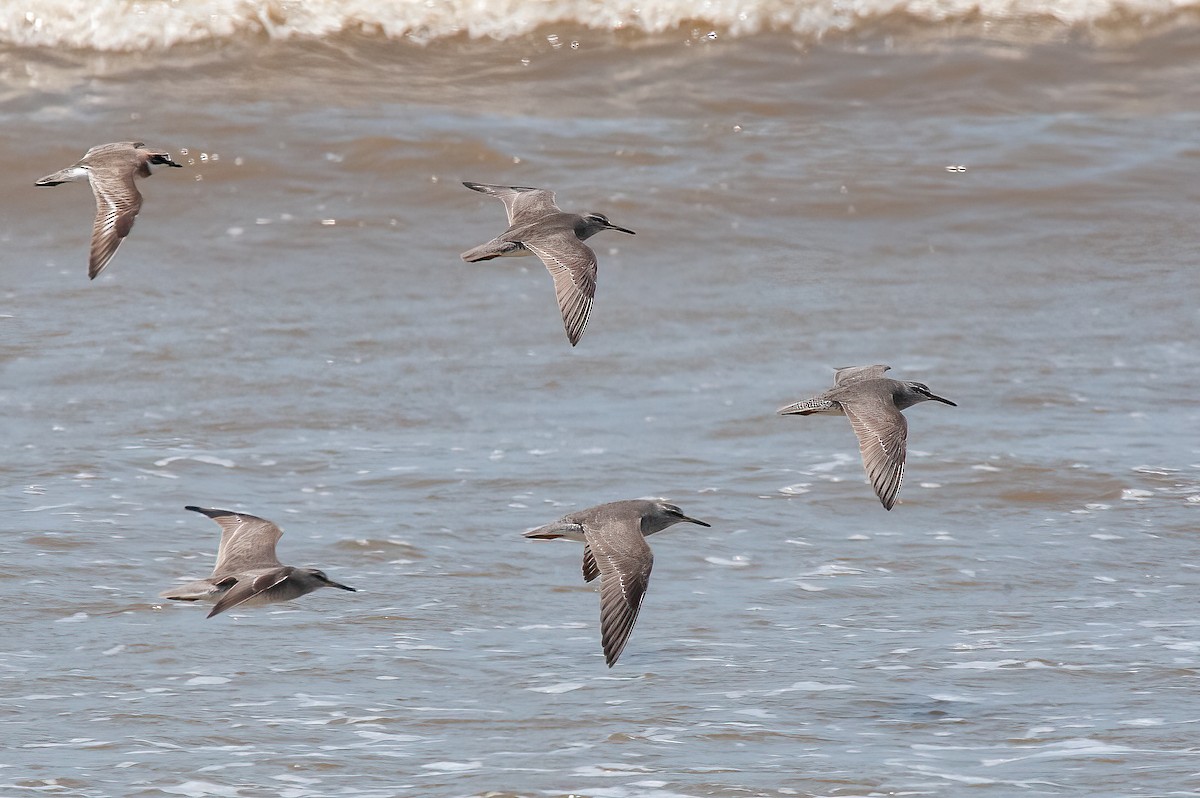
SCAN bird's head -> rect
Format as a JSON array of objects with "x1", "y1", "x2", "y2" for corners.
[
  {"x1": 309, "y1": 569, "x2": 357, "y2": 592},
  {"x1": 900, "y1": 381, "x2": 957, "y2": 409},
  {"x1": 578, "y1": 212, "x2": 636, "y2": 239},
  {"x1": 643, "y1": 502, "x2": 711, "y2": 535}
]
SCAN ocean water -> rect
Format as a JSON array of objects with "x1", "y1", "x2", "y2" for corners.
[{"x1": 2, "y1": 2, "x2": 1199, "y2": 796}]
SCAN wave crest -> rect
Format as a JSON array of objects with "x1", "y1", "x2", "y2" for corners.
[{"x1": 2, "y1": 0, "x2": 1195, "y2": 51}]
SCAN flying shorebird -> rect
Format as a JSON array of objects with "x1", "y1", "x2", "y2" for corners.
[
  {"x1": 159, "y1": 506, "x2": 356, "y2": 618},
  {"x1": 524, "y1": 499, "x2": 710, "y2": 667},
  {"x1": 460, "y1": 181, "x2": 635, "y2": 346},
  {"x1": 35, "y1": 141, "x2": 182, "y2": 279},
  {"x1": 778, "y1": 365, "x2": 957, "y2": 510}
]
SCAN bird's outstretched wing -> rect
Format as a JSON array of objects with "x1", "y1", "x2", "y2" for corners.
[
  {"x1": 463, "y1": 182, "x2": 560, "y2": 226},
  {"x1": 842, "y1": 398, "x2": 908, "y2": 511},
  {"x1": 524, "y1": 233, "x2": 597, "y2": 346},
  {"x1": 87, "y1": 167, "x2": 144, "y2": 279},
  {"x1": 185, "y1": 506, "x2": 284, "y2": 577},
  {"x1": 586, "y1": 524, "x2": 653, "y2": 667},
  {"x1": 833, "y1": 364, "x2": 891, "y2": 386}
]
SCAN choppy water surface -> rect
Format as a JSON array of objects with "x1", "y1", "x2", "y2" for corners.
[{"x1": 1, "y1": 8, "x2": 1198, "y2": 797}]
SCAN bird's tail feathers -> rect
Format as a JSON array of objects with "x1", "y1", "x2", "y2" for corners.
[
  {"x1": 461, "y1": 240, "x2": 521, "y2": 262},
  {"x1": 777, "y1": 398, "x2": 838, "y2": 416},
  {"x1": 524, "y1": 521, "x2": 586, "y2": 541}
]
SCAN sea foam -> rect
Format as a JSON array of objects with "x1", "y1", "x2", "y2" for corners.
[{"x1": 2, "y1": 0, "x2": 1196, "y2": 51}]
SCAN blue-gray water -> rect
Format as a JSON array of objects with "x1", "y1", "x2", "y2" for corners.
[{"x1": 2, "y1": 24, "x2": 1199, "y2": 798}]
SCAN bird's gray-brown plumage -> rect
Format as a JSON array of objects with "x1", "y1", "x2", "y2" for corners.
[
  {"x1": 460, "y1": 181, "x2": 635, "y2": 346},
  {"x1": 35, "y1": 141, "x2": 182, "y2": 279},
  {"x1": 778, "y1": 365, "x2": 956, "y2": 510},
  {"x1": 159, "y1": 506, "x2": 356, "y2": 618},
  {"x1": 524, "y1": 499, "x2": 710, "y2": 667}
]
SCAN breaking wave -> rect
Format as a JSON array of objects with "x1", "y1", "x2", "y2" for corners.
[{"x1": 2, "y1": 0, "x2": 1197, "y2": 51}]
